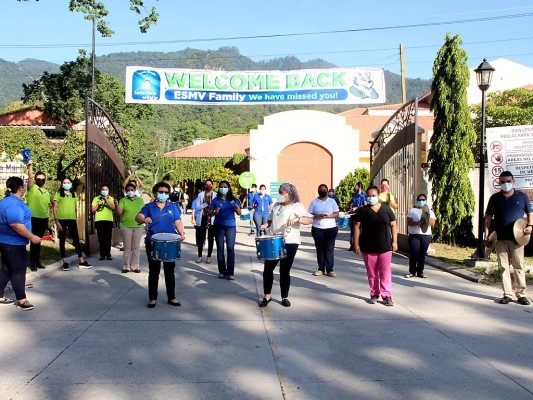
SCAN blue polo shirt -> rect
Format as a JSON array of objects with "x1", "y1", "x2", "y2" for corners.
[
  {"x1": 252, "y1": 194, "x2": 273, "y2": 215},
  {"x1": 0, "y1": 195, "x2": 32, "y2": 245},
  {"x1": 210, "y1": 197, "x2": 241, "y2": 226},
  {"x1": 352, "y1": 191, "x2": 367, "y2": 208},
  {"x1": 485, "y1": 189, "x2": 532, "y2": 241},
  {"x1": 245, "y1": 192, "x2": 255, "y2": 210},
  {"x1": 139, "y1": 201, "x2": 181, "y2": 241}
]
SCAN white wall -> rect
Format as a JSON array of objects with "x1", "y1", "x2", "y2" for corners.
[{"x1": 249, "y1": 110, "x2": 360, "y2": 192}]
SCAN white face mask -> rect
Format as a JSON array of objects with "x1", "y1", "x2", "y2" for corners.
[
  {"x1": 260, "y1": 189, "x2": 266, "y2": 195},
  {"x1": 500, "y1": 182, "x2": 513, "y2": 192},
  {"x1": 277, "y1": 194, "x2": 286, "y2": 203},
  {"x1": 126, "y1": 191, "x2": 135, "y2": 198}
]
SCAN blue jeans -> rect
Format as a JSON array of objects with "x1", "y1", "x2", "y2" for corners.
[
  {"x1": 408, "y1": 234, "x2": 432, "y2": 276},
  {"x1": 253, "y1": 213, "x2": 270, "y2": 237},
  {"x1": 214, "y1": 225, "x2": 236, "y2": 276},
  {"x1": 248, "y1": 208, "x2": 255, "y2": 233}
]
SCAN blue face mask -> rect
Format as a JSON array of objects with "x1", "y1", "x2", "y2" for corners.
[
  {"x1": 367, "y1": 196, "x2": 378, "y2": 206},
  {"x1": 219, "y1": 187, "x2": 229, "y2": 195},
  {"x1": 62, "y1": 183, "x2": 72, "y2": 190},
  {"x1": 417, "y1": 200, "x2": 427, "y2": 207},
  {"x1": 156, "y1": 193, "x2": 169, "y2": 202},
  {"x1": 101, "y1": 190, "x2": 109, "y2": 197}
]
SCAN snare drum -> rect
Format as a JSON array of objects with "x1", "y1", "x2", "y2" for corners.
[
  {"x1": 151, "y1": 233, "x2": 181, "y2": 261},
  {"x1": 256, "y1": 234, "x2": 286, "y2": 260},
  {"x1": 337, "y1": 216, "x2": 350, "y2": 229},
  {"x1": 240, "y1": 209, "x2": 250, "y2": 220}
]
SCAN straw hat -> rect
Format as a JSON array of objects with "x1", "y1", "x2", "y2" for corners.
[{"x1": 513, "y1": 218, "x2": 531, "y2": 247}]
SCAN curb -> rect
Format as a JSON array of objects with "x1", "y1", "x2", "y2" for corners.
[{"x1": 424, "y1": 255, "x2": 484, "y2": 283}]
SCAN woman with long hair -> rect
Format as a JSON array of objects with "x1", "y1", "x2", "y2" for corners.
[
  {"x1": 258, "y1": 183, "x2": 313, "y2": 307},
  {"x1": 194, "y1": 179, "x2": 216, "y2": 264},
  {"x1": 208, "y1": 180, "x2": 241, "y2": 280},
  {"x1": 52, "y1": 177, "x2": 91, "y2": 271},
  {"x1": 0, "y1": 177, "x2": 41, "y2": 310}
]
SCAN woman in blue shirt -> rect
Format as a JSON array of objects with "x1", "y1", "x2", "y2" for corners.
[
  {"x1": 136, "y1": 182, "x2": 186, "y2": 308},
  {"x1": 252, "y1": 184, "x2": 273, "y2": 237},
  {"x1": 208, "y1": 181, "x2": 241, "y2": 280},
  {"x1": 0, "y1": 177, "x2": 42, "y2": 310}
]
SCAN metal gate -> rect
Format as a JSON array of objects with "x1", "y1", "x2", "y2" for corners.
[
  {"x1": 85, "y1": 98, "x2": 127, "y2": 254},
  {"x1": 370, "y1": 99, "x2": 424, "y2": 235}
]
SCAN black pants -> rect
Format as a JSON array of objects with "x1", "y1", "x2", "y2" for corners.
[
  {"x1": 408, "y1": 234, "x2": 432, "y2": 276},
  {"x1": 145, "y1": 240, "x2": 176, "y2": 301},
  {"x1": 196, "y1": 216, "x2": 215, "y2": 258},
  {"x1": 30, "y1": 217, "x2": 48, "y2": 268},
  {"x1": 311, "y1": 226, "x2": 338, "y2": 273},
  {"x1": 95, "y1": 220, "x2": 113, "y2": 258},
  {"x1": 0, "y1": 243, "x2": 27, "y2": 300},
  {"x1": 58, "y1": 219, "x2": 83, "y2": 258},
  {"x1": 263, "y1": 243, "x2": 298, "y2": 299}
]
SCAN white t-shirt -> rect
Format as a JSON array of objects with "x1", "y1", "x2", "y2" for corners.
[
  {"x1": 268, "y1": 202, "x2": 312, "y2": 244},
  {"x1": 308, "y1": 197, "x2": 339, "y2": 229},
  {"x1": 407, "y1": 207, "x2": 436, "y2": 235}
]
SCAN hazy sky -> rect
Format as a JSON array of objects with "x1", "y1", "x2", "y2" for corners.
[{"x1": 3, "y1": 0, "x2": 533, "y2": 79}]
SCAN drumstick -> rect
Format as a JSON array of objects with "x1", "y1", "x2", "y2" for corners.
[{"x1": 41, "y1": 235, "x2": 53, "y2": 241}]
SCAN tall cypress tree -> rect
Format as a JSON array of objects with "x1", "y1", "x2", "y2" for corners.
[{"x1": 429, "y1": 33, "x2": 476, "y2": 245}]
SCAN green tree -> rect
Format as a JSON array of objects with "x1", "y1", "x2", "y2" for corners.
[
  {"x1": 205, "y1": 167, "x2": 239, "y2": 191},
  {"x1": 429, "y1": 33, "x2": 476, "y2": 245},
  {"x1": 17, "y1": 0, "x2": 158, "y2": 36},
  {"x1": 335, "y1": 168, "x2": 370, "y2": 211}
]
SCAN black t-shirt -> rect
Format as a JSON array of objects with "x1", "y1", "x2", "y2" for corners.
[
  {"x1": 354, "y1": 203, "x2": 396, "y2": 254},
  {"x1": 169, "y1": 192, "x2": 184, "y2": 203}
]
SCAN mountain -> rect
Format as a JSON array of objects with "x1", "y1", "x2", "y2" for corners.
[{"x1": 0, "y1": 47, "x2": 431, "y2": 110}]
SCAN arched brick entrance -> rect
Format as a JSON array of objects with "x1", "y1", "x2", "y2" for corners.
[{"x1": 277, "y1": 142, "x2": 332, "y2": 207}]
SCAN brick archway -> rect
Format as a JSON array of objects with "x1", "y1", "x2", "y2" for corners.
[{"x1": 277, "y1": 142, "x2": 332, "y2": 207}]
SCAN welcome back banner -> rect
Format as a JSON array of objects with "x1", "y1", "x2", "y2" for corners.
[{"x1": 125, "y1": 67, "x2": 386, "y2": 105}]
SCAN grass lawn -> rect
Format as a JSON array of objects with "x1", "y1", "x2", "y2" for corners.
[
  {"x1": 430, "y1": 242, "x2": 533, "y2": 285},
  {"x1": 25, "y1": 239, "x2": 77, "y2": 272}
]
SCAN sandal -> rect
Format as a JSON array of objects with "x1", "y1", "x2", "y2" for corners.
[
  {"x1": 196, "y1": 257, "x2": 202, "y2": 263},
  {"x1": 206, "y1": 257, "x2": 212, "y2": 264},
  {"x1": 281, "y1": 299, "x2": 291, "y2": 307},
  {"x1": 404, "y1": 274, "x2": 414, "y2": 278},
  {"x1": 133, "y1": 269, "x2": 141, "y2": 273},
  {"x1": 0, "y1": 297, "x2": 14, "y2": 306},
  {"x1": 122, "y1": 268, "x2": 130, "y2": 273},
  {"x1": 259, "y1": 298, "x2": 271, "y2": 307}
]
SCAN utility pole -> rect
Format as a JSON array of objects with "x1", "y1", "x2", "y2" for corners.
[
  {"x1": 400, "y1": 43, "x2": 407, "y2": 104},
  {"x1": 91, "y1": 17, "x2": 96, "y2": 99}
]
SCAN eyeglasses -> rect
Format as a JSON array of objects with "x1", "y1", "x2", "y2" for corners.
[{"x1": 156, "y1": 191, "x2": 169, "y2": 194}]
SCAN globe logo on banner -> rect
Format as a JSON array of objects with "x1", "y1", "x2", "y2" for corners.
[{"x1": 132, "y1": 70, "x2": 160, "y2": 100}]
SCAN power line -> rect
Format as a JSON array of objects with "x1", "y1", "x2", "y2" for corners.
[{"x1": 1, "y1": 12, "x2": 533, "y2": 49}]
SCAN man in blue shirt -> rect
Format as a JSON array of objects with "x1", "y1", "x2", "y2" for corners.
[
  {"x1": 243, "y1": 184, "x2": 257, "y2": 235},
  {"x1": 348, "y1": 182, "x2": 367, "y2": 251},
  {"x1": 484, "y1": 171, "x2": 533, "y2": 305}
]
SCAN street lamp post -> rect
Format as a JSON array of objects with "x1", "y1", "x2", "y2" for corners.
[{"x1": 474, "y1": 59, "x2": 495, "y2": 259}]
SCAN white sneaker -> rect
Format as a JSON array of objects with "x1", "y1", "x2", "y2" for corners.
[{"x1": 313, "y1": 270, "x2": 324, "y2": 276}]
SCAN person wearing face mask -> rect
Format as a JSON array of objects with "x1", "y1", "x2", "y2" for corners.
[
  {"x1": 194, "y1": 179, "x2": 217, "y2": 264},
  {"x1": 169, "y1": 184, "x2": 186, "y2": 214},
  {"x1": 116, "y1": 183, "x2": 145, "y2": 273},
  {"x1": 484, "y1": 171, "x2": 533, "y2": 306},
  {"x1": 242, "y1": 183, "x2": 257, "y2": 235},
  {"x1": 208, "y1": 181, "x2": 241, "y2": 279},
  {"x1": 136, "y1": 182, "x2": 186, "y2": 308},
  {"x1": 122, "y1": 170, "x2": 144, "y2": 197},
  {"x1": 91, "y1": 184, "x2": 116, "y2": 261},
  {"x1": 405, "y1": 194, "x2": 436, "y2": 278},
  {"x1": 0, "y1": 176, "x2": 42, "y2": 310},
  {"x1": 252, "y1": 184, "x2": 273, "y2": 237},
  {"x1": 258, "y1": 183, "x2": 313, "y2": 308},
  {"x1": 327, "y1": 188, "x2": 340, "y2": 207},
  {"x1": 26, "y1": 159, "x2": 51, "y2": 271},
  {"x1": 309, "y1": 184, "x2": 340, "y2": 277},
  {"x1": 53, "y1": 178, "x2": 91, "y2": 270},
  {"x1": 354, "y1": 186, "x2": 398, "y2": 306},
  {"x1": 349, "y1": 182, "x2": 367, "y2": 251},
  {"x1": 378, "y1": 178, "x2": 398, "y2": 213}
]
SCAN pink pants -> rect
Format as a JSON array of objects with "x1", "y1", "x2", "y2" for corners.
[{"x1": 362, "y1": 252, "x2": 393, "y2": 298}]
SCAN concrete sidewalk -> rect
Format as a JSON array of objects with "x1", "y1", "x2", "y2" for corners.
[{"x1": 1, "y1": 219, "x2": 532, "y2": 399}]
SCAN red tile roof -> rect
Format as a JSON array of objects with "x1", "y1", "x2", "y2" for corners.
[
  {"x1": 0, "y1": 107, "x2": 61, "y2": 127},
  {"x1": 164, "y1": 134, "x2": 250, "y2": 158}
]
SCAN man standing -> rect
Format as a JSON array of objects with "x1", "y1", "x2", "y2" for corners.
[
  {"x1": 484, "y1": 171, "x2": 532, "y2": 305},
  {"x1": 26, "y1": 160, "x2": 51, "y2": 271},
  {"x1": 349, "y1": 182, "x2": 367, "y2": 251},
  {"x1": 242, "y1": 184, "x2": 257, "y2": 235}
]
